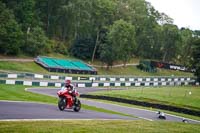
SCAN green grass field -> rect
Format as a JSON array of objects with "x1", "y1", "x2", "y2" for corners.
[
  {"x1": 0, "y1": 61, "x2": 193, "y2": 76},
  {"x1": 0, "y1": 120, "x2": 199, "y2": 133},
  {"x1": 97, "y1": 66, "x2": 193, "y2": 76},
  {"x1": 0, "y1": 61, "x2": 48, "y2": 74},
  {"x1": 0, "y1": 84, "x2": 57, "y2": 103},
  {"x1": 91, "y1": 86, "x2": 200, "y2": 111}
]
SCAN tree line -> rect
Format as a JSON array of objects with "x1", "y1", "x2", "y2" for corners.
[{"x1": 0, "y1": 0, "x2": 200, "y2": 71}]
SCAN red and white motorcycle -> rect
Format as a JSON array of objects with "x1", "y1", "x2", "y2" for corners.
[{"x1": 57, "y1": 88, "x2": 81, "y2": 112}]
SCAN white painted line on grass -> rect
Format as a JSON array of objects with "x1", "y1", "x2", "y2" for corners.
[{"x1": 138, "y1": 117, "x2": 153, "y2": 121}]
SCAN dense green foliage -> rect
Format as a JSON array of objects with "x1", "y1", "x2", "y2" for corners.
[
  {"x1": 192, "y1": 39, "x2": 200, "y2": 82},
  {"x1": 71, "y1": 38, "x2": 95, "y2": 59},
  {"x1": 105, "y1": 19, "x2": 136, "y2": 67},
  {"x1": 0, "y1": 0, "x2": 199, "y2": 68},
  {"x1": 0, "y1": 2, "x2": 23, "y2": 55}
]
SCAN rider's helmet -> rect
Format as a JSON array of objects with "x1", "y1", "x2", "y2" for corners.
[{"x1": 65, "y1": 80, "x2": 71, "y2": 87}]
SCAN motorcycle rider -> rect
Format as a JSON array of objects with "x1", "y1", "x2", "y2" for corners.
[{"x1": 62, "y1": 79, "x2": 78, "y2": 103}]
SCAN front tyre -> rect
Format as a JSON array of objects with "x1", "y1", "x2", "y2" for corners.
[
  {"x1": 73, "y1": 99, "x2": 81, "y2": 112},
  {"x1": 58, "y1": 97, "x2": 66, "y2": 111}
]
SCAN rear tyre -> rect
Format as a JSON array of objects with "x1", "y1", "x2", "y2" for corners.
[
  {"x1": 58, "y1": 97, "x2": 66, "y2": 111},
  {"x1": 158, "y1": 115, "x2": 166, "y2": 119},
  {"x1": 73, "y1": 99, "x2": 81, "y2": 112}
]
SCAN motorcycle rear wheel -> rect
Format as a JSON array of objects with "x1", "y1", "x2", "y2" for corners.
[{"x1": 73, "y1": 99, "x2": 81, "y2": 112}]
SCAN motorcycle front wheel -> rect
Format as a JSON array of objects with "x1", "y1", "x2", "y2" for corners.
[{"x1": 58, "y1": 97, "x2": 66, "y2": 111}]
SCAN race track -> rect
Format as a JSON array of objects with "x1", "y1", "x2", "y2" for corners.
[
  {"x1": 27, "y1": 88, "x2": 200, "y2": 124},
  {"x1": 0, "y1": 101, "x2": 134, "y2": 120},
  {"x1": 0, "y1": 87, "x2": 199, "y2": 124}
]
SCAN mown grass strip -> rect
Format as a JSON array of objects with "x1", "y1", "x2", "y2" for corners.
[
  {"x1": 0, "y1": 120, "x2": 199, "y2": 133},
  {"x1": 91, "y1": 86, "x2": 200, "y2": 111}
]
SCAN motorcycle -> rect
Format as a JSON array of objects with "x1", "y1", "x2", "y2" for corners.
[
  {"x1": 57, "y1": 89, "x2": 81, "y2": 112},
  {"x1": 157, "y1": 111, "x2": 166, "y2": 120}
]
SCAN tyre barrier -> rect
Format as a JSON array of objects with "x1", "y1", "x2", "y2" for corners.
[{"x1": 80, "y1": 94, "x2": 200, "y2": 117}]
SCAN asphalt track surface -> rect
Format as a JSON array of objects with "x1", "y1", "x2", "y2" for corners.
[
  {"x1": 27, "y1": 88, "x2": 200, "y2": 124},
  {"x1": 0, "y1": 101, "x2": 134, "y2": 120}
]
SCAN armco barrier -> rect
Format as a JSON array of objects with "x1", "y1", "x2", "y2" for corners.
[
  {"x1": 0, "y1": 73, "x2": 196, "y2": 83},
  {"x1": 0, "y1": 79, "x2": 197, "y2": 87}
]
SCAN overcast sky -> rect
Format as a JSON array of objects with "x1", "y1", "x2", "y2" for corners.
[{"x1": 146, "y1": 0, "x2": 200, "y2": 30}]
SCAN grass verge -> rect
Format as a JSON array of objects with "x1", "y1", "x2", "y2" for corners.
[
  {"x1": 90, "y1": 86, "x2": 200, "y2": 111},
  {"x1": 0, "y1": 120, "x2": 199, "y2": 133},
  {"x1": 97, "y1": 66, "x2": 193, "y2": 76},
  {"x1": 0, "y1": 61, "x2": 48, "y2": 74}
]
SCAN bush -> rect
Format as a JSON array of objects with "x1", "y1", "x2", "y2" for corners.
[
  {"x1": 51, "y1": 40, "x2": 68, "y2": 55},
  {"x1": 22, "y1": 26, "x2": 50, "y2": 56},
  {"x1": 0, "y1": 2, "x2": 23, "y2": 55},
  {"x1": 192, "y1": 39, "x2": 200, "y2": 82},
  {"x1": 71, "y1": 38, "x2": 95, "y2": 59}
]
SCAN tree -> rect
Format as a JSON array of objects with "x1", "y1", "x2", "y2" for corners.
[
  {"x1": 23, "y1": 26, "x2": 50, "y2": 56},
  {"x1": 91, "y1": 0, "x2": 116, "y2": 62},
  {"x1": 192, "y1": 39, "x2": 200, "y2": 82},
  {"x1": 161, "y1": 24, "x2": 180, "y2": 62},
  {"x1": 99, "y1": 42, "x2": 117, "y2": 69},
  {"x1": 0, "y1": 1, "x2": 23, "y2": 55},
  {"x1": 133, "y1": 1, "x2": 159, "y2": 58},
  {"x1": 178, "y1": 28, "x2": 193, "y2": 66},
  {"x1": 107, "y1": 19, "x2": 136, "y2": 66},
  {"x1": 2, "y1": 0, "x2": 39, "y2": 32},
  {"x1": 71, "y1": 38, "x2": 95, "y2": 59}
]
